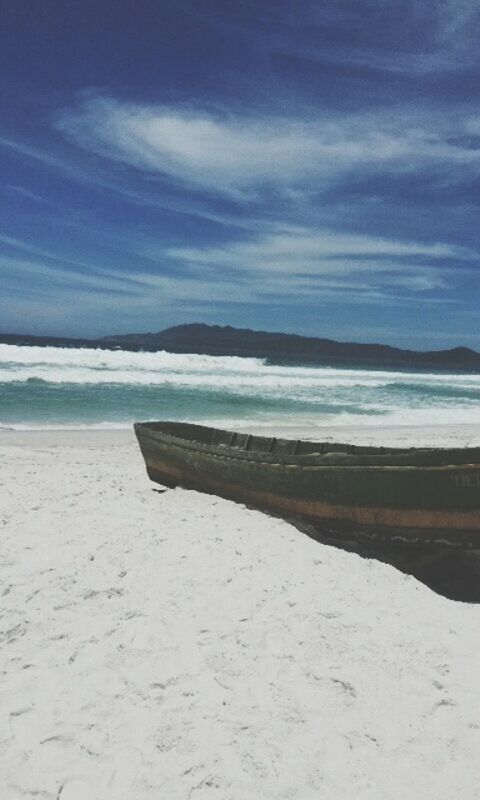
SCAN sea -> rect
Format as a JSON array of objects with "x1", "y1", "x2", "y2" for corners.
[{"x1": 1, "y1": 343, "x2": 480, "y2": 434}]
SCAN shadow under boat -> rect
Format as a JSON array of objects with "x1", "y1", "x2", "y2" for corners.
[{"x1": 289, "y1": 516, "x2": 480, "y2": 604}]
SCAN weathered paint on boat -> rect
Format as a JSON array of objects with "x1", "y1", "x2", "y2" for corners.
[{"x1": 134, "y1": 421, "x2": 480, "y2": 546}]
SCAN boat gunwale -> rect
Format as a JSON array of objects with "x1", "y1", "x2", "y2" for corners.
[{"x1": 134, "y1": 421, "x2": 480, "y2": 470}]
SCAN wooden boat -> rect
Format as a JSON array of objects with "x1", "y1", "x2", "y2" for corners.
[{"x1": 134, "y1": 421, "x2": 480, "y2": 547}]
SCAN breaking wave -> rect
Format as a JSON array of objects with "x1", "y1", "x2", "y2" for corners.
[{"x1": 1, "y1": 343, "x2": 480, "y2": 429}]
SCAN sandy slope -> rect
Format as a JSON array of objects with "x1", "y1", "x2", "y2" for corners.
[{"x1": 1, "y1": 430, "x2": 480, "y2": 799}]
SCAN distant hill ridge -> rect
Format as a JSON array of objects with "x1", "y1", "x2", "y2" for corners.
[{"x1": 1, "y1": 322, "x2": 480, "y2": 371}]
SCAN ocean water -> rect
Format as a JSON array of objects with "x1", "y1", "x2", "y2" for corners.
[{"x1": 1, "y1": 343, "x2": 480, "y2": 431}]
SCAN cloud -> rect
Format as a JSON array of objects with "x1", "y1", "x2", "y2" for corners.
[
  {"x1": 161, "y1": 226, "x2": 468, "y2": 293},
  {"x1": 0, "y1": 254, "x2": 138, "y2": 296},
  {"x1": 0, "y1": 246, "x2": 256, "y2": 308},
  {"x1": 56, "y1": 95, "x2": 480, "y2": 200},
  {"x1": 3, "y1": 185, "x2": 51, "y2": 205},
  {"x1": 289, "y1": 0, "x2": 480, "y2": 76},
  {"x1": 135, "y1": 226, "x2": 470, "y2": 305},
  {"x1": 0, "y1": 133, "x2": 261, "y2": 230},
  {"x1": 165, "y1": 227, "x2": 472, "y2": 273},
  {"x1": 2, "y1": 225, "x2": 459, "y2": 328},
  {"x1": 57, "y1": 96, "x2": 343, "y2": 197},
  {"x1": 185, "y1": 0, "x2": 480, "y2": 79}
]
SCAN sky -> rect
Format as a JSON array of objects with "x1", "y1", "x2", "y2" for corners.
[{"x1": 1, "y1": 0, "x2": 480, "y2": 349}]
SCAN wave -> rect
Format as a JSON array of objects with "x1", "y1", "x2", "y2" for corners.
[
  {"x1": 2, "y1": 344, "x2": 480, "y2": 391},
  {"x1": 2, "y1": 343, "x2": 480, "y2": 430},
  {"x1": 0, "y1": 344, "x2": 265, "y2": 373}
]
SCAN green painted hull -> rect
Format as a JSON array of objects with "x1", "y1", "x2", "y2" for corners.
[{"x1": 134, "y1": 421, "x2": 480, "y2": 546}]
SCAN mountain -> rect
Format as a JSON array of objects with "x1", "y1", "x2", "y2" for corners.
[
  {"x1": 2, "y1": 323, "x2": 480, "y2": 371},
  {"x1": 100, "y1": 324, "x2": 480, "y2": 370}
]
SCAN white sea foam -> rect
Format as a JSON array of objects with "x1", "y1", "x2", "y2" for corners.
[
  {"x1": 2, "y1": 343, "x2": 480, "y2": 429},
  {"x1": 1, "y1": 344, "x2": 480, "y2": 391},
  {"x1": 0, "y1": 344, "x2": 264, "y2": 374}
]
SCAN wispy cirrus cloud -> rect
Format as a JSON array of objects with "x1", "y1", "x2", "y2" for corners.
[
  {"x1": 165, "y1": 227, "x2": 473, "y2": 271},
  {"x1": 153, "y1": 226, "x2": 467, "y2": 300},
  {"x1": 5, "y1": 95, "x2": 480, "y2": 328},
  {"x1": 0, "y1": 132, "x2": 260, "y2": 230},
  {"x1": 2, "y1": 225, "x2": 460, "y2": 333},
  {"x1": 0, "y1": 238, "x2": 257, "y2": 307},
  {"x1": 274, "y1": 0, "x2": 480, "y2": 78},
  {"x1": 2, "y1": 0, "x2": 480, "y2": 346},
  {"x1": 56, "y1": 95, "x2": 480, "y2": 200},
  {"x1": 0, "y1": 254, "x2": 139, "y2": 296},
  {"x1": 185, "y1": 0, "x2": 480, "y2": 79}
]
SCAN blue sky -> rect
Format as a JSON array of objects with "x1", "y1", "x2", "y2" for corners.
[{"x1": 1, "y1": 0, "x2": 480, "y2": 348}]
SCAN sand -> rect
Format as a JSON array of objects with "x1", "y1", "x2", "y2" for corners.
[{"x1": 1, "y1": 428, "x2": 480, "y2": 799}]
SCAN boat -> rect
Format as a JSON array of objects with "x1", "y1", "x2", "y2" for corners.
[{"x1": 134, "y1": 421, "x2": 480, "y2": 547}]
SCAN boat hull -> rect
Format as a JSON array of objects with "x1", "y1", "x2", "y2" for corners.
[{"x1": 134, "y1": 422, "x2": 480, "y2": 546}]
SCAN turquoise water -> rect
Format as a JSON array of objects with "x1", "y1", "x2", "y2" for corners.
[{"x1": 1, "y1": 344, "x2": 480, "y2": 429}]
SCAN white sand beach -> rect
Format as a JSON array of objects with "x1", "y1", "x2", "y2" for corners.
[{"x1": 2, "y1": 427, "x2": 480, "y2": 799}]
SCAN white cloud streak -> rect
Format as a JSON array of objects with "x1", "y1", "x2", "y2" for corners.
[
  {"x1": 158, "y1": 227, "x2": 468, "y2": 299},
  {"x1": 1, "y1": 223, "x2": 460, "y2": 323},
  {"x1": 303, "y1": 0, "x2": 480, "y2": 76},
  {"x1": 57, "y1": 96, "x2": 480, "y2": 199},
  {"x1": 165, "y1": 228, "x2": 471, "y2": 274}
]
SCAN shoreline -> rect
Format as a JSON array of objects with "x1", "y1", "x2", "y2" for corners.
[{"x1": 2, "y1": 421, "x2": 480, "y2": 448}]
